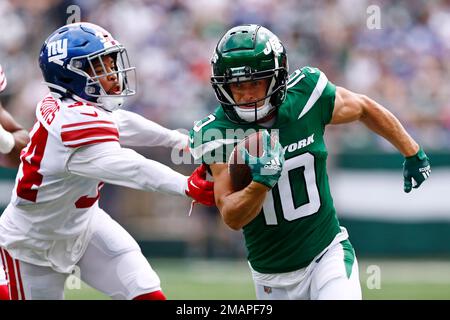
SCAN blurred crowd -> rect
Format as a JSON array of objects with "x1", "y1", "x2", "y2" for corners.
[{"x1": 1, "y1": 0, "x2": 450, "y2": 153}]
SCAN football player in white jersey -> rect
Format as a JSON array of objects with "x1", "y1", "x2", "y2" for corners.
[
  {"x1": 0, "y1": 63, "x2": 30, "y2": 300},
  {"x1": 0, "y1": 23, "x2": 215, "y2": 300}
]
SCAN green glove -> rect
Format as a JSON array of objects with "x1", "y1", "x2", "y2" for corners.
[
  {"x1": 403, "y1": 147, "x2": 431, "y2": 193},
  {"x1": 239, "y1": 130, "x2": 285, "y2": 189}
]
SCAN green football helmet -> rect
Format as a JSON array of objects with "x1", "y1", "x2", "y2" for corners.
[{"x1": 211, "y1": 24, "x2": 289, "y2": 124}]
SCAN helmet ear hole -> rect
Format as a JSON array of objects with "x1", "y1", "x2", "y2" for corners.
[
  {"x1": 60, "y1": 77, "x2": 73, "y2": 84},
  {"x1": 86, "y1": 86, "x2": 96, "y2": 94}
]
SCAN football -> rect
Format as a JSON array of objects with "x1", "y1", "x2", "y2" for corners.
[{"x1": 227, "y1": 131, "x2": 277, "y2": 191}]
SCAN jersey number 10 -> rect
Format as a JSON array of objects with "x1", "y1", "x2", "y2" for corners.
[{"x1": 262, "y1": 152, "x2": 320, "y2": 225}]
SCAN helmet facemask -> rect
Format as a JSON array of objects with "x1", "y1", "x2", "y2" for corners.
[
  {"x1": 39, "y1": 23, "x2": 138, "y2": 110},
  {"x1": 212, "y1": 67, "x2": 287, "y2": 124},
  {"x1": 68, "y1": 45, "x2": 136, "y2": 111},
  {"x1": 211, "y1": 25, "x2": 289, "y2": 124}
]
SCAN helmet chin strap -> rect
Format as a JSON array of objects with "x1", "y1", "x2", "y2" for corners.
[
  {"x1": 232, "y1": 75, "x2": 277, "y2": 123},
  {"x1": 234, "y1": 102, "x2": 275, "y2": 123},
  {"x1": 97, "y1": 95, "x2": 124, "y2": 111},
  {"x1": 234, "y1": 87, "x2": 275, "y2": 123},
  {"x1": 69, "y1": 92, "x2": 122, "y2": 112},
  {"x1": 96, "y1": 85, "x2": 125, "y2": 111}
]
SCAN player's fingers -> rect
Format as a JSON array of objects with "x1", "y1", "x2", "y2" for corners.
[
  {"x1": 195, "y1": 190, "x2": 215, "y2": 206},
  {"x1": 413, "y1": 178, "x2": 423, "y2": 189},
  {"x1": 274, "y1": 141, "x2": 284, "y2": 158},
  {"x1": 239, "y1": 146, "x2": 253, "y2": 163},
  {"x1": 192, "y1": 164, "x2": 206, "y2": 180},
  {"x1": 262, "y1": 130, "x2": 271, "y2": 151},
  {"x1": 204, "y1": 180, "x2": 214, "y2": 189},
  {"x1": 403, "y1": 176, "x2": 412, "y2": 193},
  {"x1": 182, "y1": 144, "x2": 190, "y2": 152},
  {"x1": 196, "y1": 163, "x2": 208, "y2": 178},
  {"x1": 203, "y1": 190, "x2": 215, "y2": 206},
  {"x1": 195, "y1": 178, "x2": 214, "y2": 190}
]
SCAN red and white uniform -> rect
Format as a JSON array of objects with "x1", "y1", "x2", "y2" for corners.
[
  {"x1": 0, "y1": 94, "x2": 188, "y2": 299},
  {"x1": 0, "y1": 64, "x2": 8, "y2": 296},
  {"x1": 0, "y1": 255, "x2": 6, "y2": 286}
]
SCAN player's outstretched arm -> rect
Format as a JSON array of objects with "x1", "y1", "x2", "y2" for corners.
[
  {"x1": 67, "y1": 141, "x2": 214, "y2": 205},
  {"x1": 210, "y1": 163, "x2": 270, "y2": 230},
  {"x1": 331, "y1": 86, "x2": 430, "y2": 192}
]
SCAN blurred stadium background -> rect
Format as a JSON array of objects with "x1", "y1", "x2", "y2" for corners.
[{"x1": 0, "y1": 0, "x2": 449, "y2": 299}]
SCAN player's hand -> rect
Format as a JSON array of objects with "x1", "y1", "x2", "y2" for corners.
[
  {"x1": 172, "y1": 132, "x2": 190, "y2": 152},
  {"x1": 0, "y1": 64, "x2": 7, "y2": 93},
  {"x1": 239, "y1": 130, "x2": 284, "y2": 189},
  {"x1": 403, "y1": 146, "x2": 431, "y2": 193},
  {"x1": 185, "y1": 164, "x2": 215, "y2": 206}
]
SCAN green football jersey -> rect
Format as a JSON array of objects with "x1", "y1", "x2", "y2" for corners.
[{"x1": 190, "y1": 66, "x2": 342, "y2": 274}]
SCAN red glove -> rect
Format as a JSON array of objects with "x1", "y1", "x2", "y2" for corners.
[{"x1": 185, "y1": 164, "x2": 215, "y2": 206}]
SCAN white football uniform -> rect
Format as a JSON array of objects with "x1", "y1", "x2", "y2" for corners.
[
  {"x1": 250, "y1": 227, "x2": 362, "y2": 300},
  {"x1": 0, "y1": 93, "x2": 189, "y2": 299}
]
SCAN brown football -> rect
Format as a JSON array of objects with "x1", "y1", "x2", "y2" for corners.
[{"x1": 227, "y1": 131, "x2": 276, "y2": 192}]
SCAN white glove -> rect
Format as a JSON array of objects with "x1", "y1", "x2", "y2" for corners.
[
  {"x1": 0, "y1": 124, "x2": 14, "y2": 154},
  {"x1": 0, "y1": 64, "x2": 7, "y2": 93}
]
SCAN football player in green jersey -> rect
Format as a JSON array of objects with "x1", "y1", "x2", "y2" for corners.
[{"x1": 189, "y1": 24, "x2": 431, "y2": 300}]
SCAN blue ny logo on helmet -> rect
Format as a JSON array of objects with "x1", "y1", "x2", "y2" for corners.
[{"x1": 39, "y1": 22, "x2": 136, "y2": 111}]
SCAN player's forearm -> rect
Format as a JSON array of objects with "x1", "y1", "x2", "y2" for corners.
[
  {"x1": 125, "y1": 155, "x2": 188, "y2": 196},
  {"x1": 360, "y1": 97, "x2": 419, "y2": 157},
  {"x1": 68, "y1": 143, "x2": 188, "y2": 196},
  {"x1": 219, "y1": 182, "x2": 268, "y2": 230}
]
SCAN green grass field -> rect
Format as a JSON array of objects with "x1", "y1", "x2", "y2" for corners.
[{"x1": 64, "y1": 258, "x2": 450, "y2": 300}]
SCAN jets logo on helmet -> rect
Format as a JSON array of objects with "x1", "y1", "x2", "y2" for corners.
[{"x1": 263, "y1": 37, "x2": 284, "y2": 56}]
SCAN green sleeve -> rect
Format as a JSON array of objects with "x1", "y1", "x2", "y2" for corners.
[
  {"x1": 189, "y1": 115, "x2": 236, "y2": 164},
  {"x1": 289, "y1": 66, "x2": 336, "y2": 127},
  {"x1": 320, "y1": 80, "x2": 336, "y2": 125}
]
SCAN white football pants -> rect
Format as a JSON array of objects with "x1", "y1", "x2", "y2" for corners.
[
  {"x1": 0, "y1": 210, "x2": 161, "y2": 300},
  {"x1": 252, "y1": 238, "x2": 362, "y2": 300}
]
